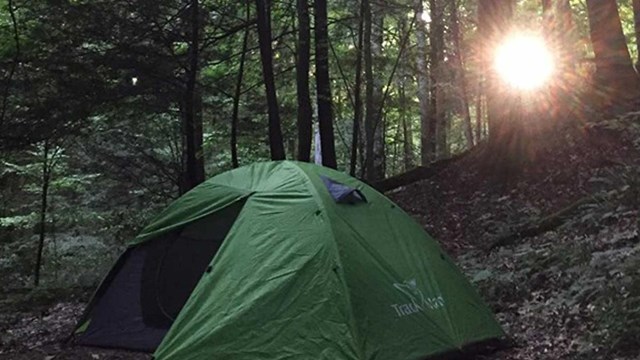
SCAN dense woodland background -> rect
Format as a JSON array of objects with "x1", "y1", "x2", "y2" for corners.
[{"x1": 2, "y1": 0, "x2": 640, "y2": 359}]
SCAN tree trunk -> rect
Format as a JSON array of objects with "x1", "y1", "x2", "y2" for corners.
[
  {"x1": 429, "y1": 0, "x2": 446, "y2": 159},
  {"x1": 450, "y1": 0, "x2": 474, "y2": 148},
  {"x1": 314, "y1": 0, "x2": 337, "y2": 169},
  {"x1": 541, "y1": 0, "x2": 551, "y2": 13},
  {"x1": 586, "y1": 0, "x2": 640, "y2": 102},
  {"x1": 479, "y1": 0, "x2": 523, "y2": 178},
  {"x1": 363, "y1": 0, "x2": 375, "y2": 179},
  {"x1": 371, "y1": 11, "x2": 385, "y2": 179},
  {"x1": 399, "y1": 18, "x2": 413, "y2": 170},
  {"x1": 476, "y1": 81, "x2": 483, "y2": 142},
  {"x1": 400, "y1": 73, "x2": 413, "y2": 171},
  {"x1": 255, "y1": 0, "x2": 286, "y2": 160},
  {"x1": 296, "y1": 0, "x2": 313, "y2": 162},
  {"x1": 416, "y1": 0, "x2": 434, "y2": 165},
  {"x1": 34, "y1": 141, "x2": 50, "y2": 287},
  {"x1": 231, "y1": 2, "x2": 251, "y2": 169},
  {"x1": 182, "y1": 0, "x2": 205, "y2": 193},
  {"x1": 633, "y1": 0, "x2": 640, "y2": 68},
  {"x1": 350, "y1": 0, "x2": 365, "y2": 176}
]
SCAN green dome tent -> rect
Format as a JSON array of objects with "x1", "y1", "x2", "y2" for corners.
[{"x1": 74, "y1": 161, "x2": 504, "y2": 359}]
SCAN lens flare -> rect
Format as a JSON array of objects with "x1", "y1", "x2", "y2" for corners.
[{"x1": 494, "y1": 33, "x2": 554, "y2": 91}]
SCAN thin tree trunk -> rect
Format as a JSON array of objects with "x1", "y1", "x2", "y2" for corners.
[
  {"x1": 314, "y1": 0, "x2": 337, "y2": 169},
  {"x1": 586, "y1": 0, "x2": 640, "y2": 101},
  {"x1": 363, "y1": 0, "x2": 375, "y2": 179},
  {"x1": 416, "y1": 0, "x2": 433, "y2": 165},
  {"x1": 399, "y1": 18, "x2": 413, "y2": 170},
  {"x1": 633, "y1": 0, "x2": 640, "y2": 67},
  {"x1": 451, "y1": 0, "x2": 474, "y2": 147},
  {"x1": 350, "y1": 0, "x2": 365, "y2": 176},
  {"x1": 429, "y1": 0, "x2": 446, "y2": 158},
  {"x1": 183, "y1": 0, "x2": 205, "y2": 192},
  {"x1": 255, "y1": 0, "x2": 286, "y2": 160},
  {"x1": 541, "y1": 0, "x2": 551, "y2": 13},
  {"x1": 34, "y1": 141, "x2": 50, "y2": 287},
  {"x1": 400, "y1": 73, "x2": 413, "y2": 170},
  {"x1": 371, "y1": 11, "x2": 385, "y2": 179},
  {"x1": 231, "y1": 2, "x2": 251, "y2": 169},
  {"x1": 296, "y1": 0, "x2": 313, "y2": 162},
  {"x1": 476, "y1": 81, "x2": 483, "y2": 142}
]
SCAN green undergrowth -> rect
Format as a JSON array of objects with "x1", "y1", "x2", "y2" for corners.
[{"x1": 459, "y1": 163, "x2": 640, "y2": 359}]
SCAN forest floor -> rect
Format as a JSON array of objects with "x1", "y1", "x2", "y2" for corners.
[{"x1": 2, "y1": 113, "x2": 640, "y2": 359}]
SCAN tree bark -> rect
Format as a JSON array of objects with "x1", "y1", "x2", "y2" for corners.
[
  {"x1": 429, "y1": 0, "x2": 446, "y2": 158},
  {"x1": 416, "y1": 0, "x2": 434, "y2": 165},
  {"x1": 450, "y1": 0, "x2": 474, "y2": 147},
  {"x1": 586, "y1": 0, "x2": 640, "y2": 101},
  {"x1": 296, "y1": 0, "x2": 313, "y2": 162},
  {"x1": 314, "y1": 0, "x2": 337, "y2": 169},
  {"x1": 182, "y1": 0, "x2": 205, "y2": 193},
  {"x1": 476, "y1": 81, "x2": 483, "y2": 141},
  {"x1": 541, "y1": 0, "x2": 552, "y2": 13},
  {"x1": 363, "y1": 0, "x2": 375, "y2": 179},
  {"x1": 230, "y1": 2, "x2": 251, "y2": 169},
  {"x1": 400, "y1": 72, "x2": 413, "y2": 171},
  {"x1": 350, "y1": 0, "x2": 365, "y2": 176},
  {"x1": 34, "y1": 141, "x2": 50, "y2": 287},
  {"x1": 399, "y1": 18, "x2": 413, "y2": 170},
  {"x1": 255, "y1": 0, "x2": 286, "y2": 160},
  {"x1": 371, "y1": 11, "x2": 385, "y2": 179},
  {"x1": 633, "y1": 0, "x2": 640, "y2": 68}
]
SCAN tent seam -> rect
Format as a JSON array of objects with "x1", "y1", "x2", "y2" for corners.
[{"x1": 289, "y1": 162, "x2": 365, "y2": 360}]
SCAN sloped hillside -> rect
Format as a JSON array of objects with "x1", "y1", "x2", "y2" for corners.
[
  {"x1": 390, "y1": 113, "x2": 640, "y2": 359},
  {"x1": 2, "y1": 115, "x2": 640, "y2": 360}
]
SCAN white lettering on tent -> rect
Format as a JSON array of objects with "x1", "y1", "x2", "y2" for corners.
[{"x1": 391, "y1": 279, "x2": 445, "y2": 318}]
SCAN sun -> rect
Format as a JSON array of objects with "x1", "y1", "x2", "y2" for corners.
[{"x1": 494, "y1": 33, "x2": 555, "y2": 91}]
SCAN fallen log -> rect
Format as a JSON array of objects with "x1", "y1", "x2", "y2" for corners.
[
  {"x1": 372, "y1": 149, "x2": 472, "y2": 192},
  {"x1": 487, "y1": 194, "x2": 604, "y2": 251}
]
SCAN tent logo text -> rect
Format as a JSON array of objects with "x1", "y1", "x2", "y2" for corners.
[{"x1": 391, "y1": 279, "x2": 445, "y2": 317}]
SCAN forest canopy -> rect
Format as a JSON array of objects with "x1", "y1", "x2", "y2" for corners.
[{"x1": 2, "y1": 1, "x2": 640, "y2": 358}]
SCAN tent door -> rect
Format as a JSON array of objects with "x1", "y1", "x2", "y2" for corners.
[{"x1": 75, "y1": 200, "x2": 245, "y2": 352}]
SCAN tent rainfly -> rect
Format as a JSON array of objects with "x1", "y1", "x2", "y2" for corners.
[{"x1": 74, "y1": 161, "x2": 505, "y2": 359}]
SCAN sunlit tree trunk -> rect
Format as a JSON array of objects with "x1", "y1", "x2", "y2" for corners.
[
  {"x1": 475, "y1": 82, "x2": 483, "y2": 142},
  {"x1": 255, "y1": 0, "x2": 286, "y2": 160},
  {"x1": 314, "y1": 0, "x2": 337, "y2": 169},
  {"x1": 586, "y1": 0, "x2": 640, "y2": 102},
  {"x1": 633, "y1": 0, "x2": 640, "y2": 67},
  {"x1": 296, "y1": 0, "x2": 313, "y2": 162},
  {"x1": 450, "y1": 0, "x2": 473, "y2": 147},
  {"x1": 541, "y1": 0, "x2": 551, "y2": 13},
  {"x1": 429, "y1": 0, "x2": 446, "y2": 158},
  {"x1": 416, "y1": 0, "x2": 434, "y2": 165}
]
